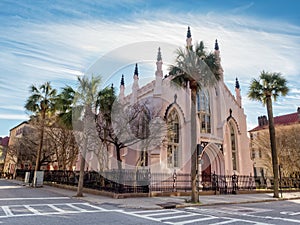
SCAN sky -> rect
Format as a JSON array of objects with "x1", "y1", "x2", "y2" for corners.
[{"x1": 0, "y1": 0, "x2": 299, "y2": 137}]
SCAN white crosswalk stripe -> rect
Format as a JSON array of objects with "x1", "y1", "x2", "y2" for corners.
[
  {"x1": 0, "y1": 203, "x2": 107, "y2": 218},
  {"x1": 124, "y1": 208, "x2": 280, "y2": 225},
  {"x1": 124, "y1": 209, "x2": 219, "y2": 225},
  {"x1": 186, "y1": 206, "x2": 272, "y2": 216}
]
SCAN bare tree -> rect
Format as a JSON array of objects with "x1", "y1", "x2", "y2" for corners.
[
  {"x1": 96, "y1": 88, "x2": 166, "y2": 171},
  {"x1": 46, "y1": 123, "x2": 79, "y2": 170},
  {"x1": 252, "y1": 125, "x2": 300, "y2": 177}
]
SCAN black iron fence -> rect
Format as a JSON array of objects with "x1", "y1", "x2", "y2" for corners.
[{"x1": 14, "y1": 169, "x2": 300, "y2": 194}]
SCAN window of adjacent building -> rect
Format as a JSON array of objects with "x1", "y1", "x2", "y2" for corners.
[
  {"x1": 229, "y1": 123, "x2": 238, "y2": 171},
  {"x1": 251, "y1": 150, "x2": 256, "y2": 159},
  {"x1": 167, "y1": 109, "x2": 180, "y2": 168},
  {"x1": 250, "y1": 133, "x2": 253, "y2": 140},
  {"x1": 259, "y1": 149, "x2": 262, "y2": 158},
  {"x1": 197, "y1": 89, "x2": 211, "y2": 133}
]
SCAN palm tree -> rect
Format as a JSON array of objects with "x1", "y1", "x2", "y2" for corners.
[
  {"x1": 169, "y1": 40, "x2": 220, "y2": 203},
  {"x1": 56, "y1": 86, "x2": 76, "y2": 129},
  {"x1": 25, "y1": 82, "x2": 57, "y2": 173},
  {"x1": 57, "y1": 75, "x2": 101, "y2": 197},
  {"x1": 248, "y1": 71, "x2": 289, "y2": 198}
]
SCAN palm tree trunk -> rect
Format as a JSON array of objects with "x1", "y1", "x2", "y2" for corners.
[
  {"x1": 190, "y1": 82, "x2": 199, "y2": 203},
  {"x1": 76, "y1": 139, "x2": 87, "y2": 197},
  {"x1": 35, "y1": 110, "x2": 46, "y2": 172},
  {"x1": 35, "y1": 129, "x2": 44, "y2": 171},
  {"x1": 77, "y1": 108, "x2": 90, "y2": 197},
  {"x1": 266, "y1": 96, "x2": 279, "y2": 198}
]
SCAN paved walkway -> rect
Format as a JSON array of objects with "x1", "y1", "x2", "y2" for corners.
[{"x1": 7, "y1": 179, "x2": 300, "y2": 209}]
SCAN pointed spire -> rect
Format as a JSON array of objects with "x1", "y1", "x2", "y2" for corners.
[
  {"x1": 235, "y1": 77, "x2": 240, "y2": 89},
  {"x1": 186, "y1": 26, "x2": 192, "y2": 49},
  {"x1": 235, "y1": 77, "x2": 242, "y2": 107},
  {"x1": 134, "y1": 63, "x2": 138, "y2": 76},
  {"x1": 187, "y1": 26, "x2": 191, "y2": 38},
  {"x1": 215, "y1": 39, "x2": 219, "y2": 51},
  {"x1": 120, "y1": 74, "x2": 125, "y2": 86},
  {"x1": 157, "y1": 47, "x2": 162, "y2": 61}
]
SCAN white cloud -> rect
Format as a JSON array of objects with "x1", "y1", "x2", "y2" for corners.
[
  {"x1": 0, "y1": 105, "x2": 24, "y2": 111},
  {"x1": 231, "y1": 2, "x2": 254, "y2": 13},
  {"x1": 0, "y1": 114, "x2": 28, "y2": 120},
  {"x1": 0, "y1": 12, "x2": 299, "y2": 133}
]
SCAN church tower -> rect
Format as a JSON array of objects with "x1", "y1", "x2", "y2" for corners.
[
  {"x1": 119, "y1": 74, "x2": 125, "y2": 104},
  {"x1": 214, "y1": 39, "x2": 224, "y2": 81},
  {"x1": 131, "y1": 63, "x2": 139, "y2": 104},
  {"x1": 154, "y1": 47, "x2": 163, "y2": 96}
]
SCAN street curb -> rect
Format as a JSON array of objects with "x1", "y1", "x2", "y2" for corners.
[
  {"x1": 3, "y1": 179, "x2": 300, "y2": 210},
  {"x1": 174, "y1": 196, "x2": 300, "y2": 208}
]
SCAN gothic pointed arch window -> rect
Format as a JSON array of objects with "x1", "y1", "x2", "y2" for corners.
[
  {"x1": 197, "y1": 89, "x2": 211, "y2": 133},
  {"x1": 229, "y1": 122, "x2": 238, "y2": 171},
  {"x1": 167, "y1": 109, "x2": 180, "y2": 168}
]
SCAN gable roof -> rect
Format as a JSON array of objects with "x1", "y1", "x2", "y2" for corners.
[{"x1": 249, "y1": 112, "x2": 299, "y2": 132}]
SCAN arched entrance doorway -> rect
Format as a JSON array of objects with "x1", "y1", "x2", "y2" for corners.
[
  {"x1": 201, "y1": 151, "x2": 211, "y2": 182},
  {"x1": 200, "y1": 143, "x2": 225, "y2": 177}
]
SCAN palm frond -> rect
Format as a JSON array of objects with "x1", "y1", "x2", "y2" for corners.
[
  {"x1": 248, "y1": 71, "x2": 289, "y2": 105},
  {"x1": 168, "y1": 41, "x2": 220, "y2": 91}
]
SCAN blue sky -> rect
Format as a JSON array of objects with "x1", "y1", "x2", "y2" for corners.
[{"x1": 0, "y1": 0, "x2": 300, "y2": 137}]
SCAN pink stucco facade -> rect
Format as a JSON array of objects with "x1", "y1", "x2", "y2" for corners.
[{"x1": 79, "y1": 28, "x2": 253, "y2": 177}]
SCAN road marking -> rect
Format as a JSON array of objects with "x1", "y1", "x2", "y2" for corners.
[
  {"x1": 75, "y1": 203, "x2": 107, "y2": 211},
  {"x1": 130, "y1": 209, "x2": 169, "y2": 214},
  {"x1": 0, "y1": 186, "x2": 24, "y2": 189},
  {"x1": 2, "y1": 206, "x2": 13, "y2": 217},
  {"x1": 0, "y1": 197, "x2": 70, "y2": 201},
  {"x1": 66, "y1": 203, "x2": 88, "y2": 212},
  {"x1": 157, "y1": 213, "x2": 198, "y2": 220},
  {"x1": 132, "y1": 207, "x2": 277, "y2": 225},
  {"x1": 281, "y1": 211, "x2": 300, "y2": 216},
  {"x1": 167, "y1": 216, "x2": 217, "y2": 225},
  {"x1": 145, "y1": 210, "x2": 182, "y2": 217},
  {"x1": 188, "y1": 207, "x2": 300, "y2": 224},
  {"x1": 186, "y1": 206, "x2": 271, "y2": 215},
  {"x1": 23, "y1": 205, "x2": 42, "y2": 215},
  {"x1": 124, "y1": 209, "x2": 217, "y2": 225},
  {"x1": 0, "y1": 203, "x2": 108, "y2": 218},
  {"x1": 47, "y1": 204, "x2": 67, "y2": 213},
  {"x1": 209, "y1": 219, "x2": 240, "y2": 225},
  {"x1": 248, "y1": 214, "x2": 300, "y2": 224}
]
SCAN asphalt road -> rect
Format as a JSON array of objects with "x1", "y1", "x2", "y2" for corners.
[{"x1": 1, "y1": 179, "x2": 300, "y2": 225}]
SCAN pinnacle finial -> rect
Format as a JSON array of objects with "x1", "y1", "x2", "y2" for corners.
[
  {"x1": 215, "y1": 39, "x2": 219, "y2": 51},
  {"x1": 187, "y1": 26, "x2": 191, "y2": 38},
  {"x1": 157, "y1": 47, "x2": 162, "y2": 61},
  {"x1": 120, "y1": 74, "x2": 125, "y2": 86},
  {"x1": 235, "y1": 77, "x2": 240, "y2": 89},
  {"x1": 134, "y1": 63, "x2": 138, "y2": 76}
]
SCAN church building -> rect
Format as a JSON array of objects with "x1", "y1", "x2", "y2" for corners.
[{"x1": 86, "y1": 27, "x2": 253, "y2": 177}]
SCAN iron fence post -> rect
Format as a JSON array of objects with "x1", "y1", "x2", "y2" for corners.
[{"x1": 173, "y1": 170, "x2": 177, "y2": 192}]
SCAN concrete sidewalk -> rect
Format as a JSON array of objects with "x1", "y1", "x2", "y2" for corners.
[{"x1": 8, "y1": 179, "x2": 300, "y2": 209}]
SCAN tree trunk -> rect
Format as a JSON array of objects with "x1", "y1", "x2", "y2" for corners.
[
  {"x1": 116, "y1": 146, "x2": 122, "y2": 171},
  {"x1": 116, "y1": 145, "x2": 123, "y2": 193},
  {"x1": 76, "y1": 138, "x2": 87, "y2": 197},
  {"x1": 76, "y1": 125, "x2": 88, "y2": 197},
  {"x1": 190, "y1": 83, "x2": 199, "y2": 203},
  {"x1": 266, "y1": 96, "x2": 279, "y2": 198},
  {"x1": 35, "y1": 110, "x2": 46, "y2": 172}
]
